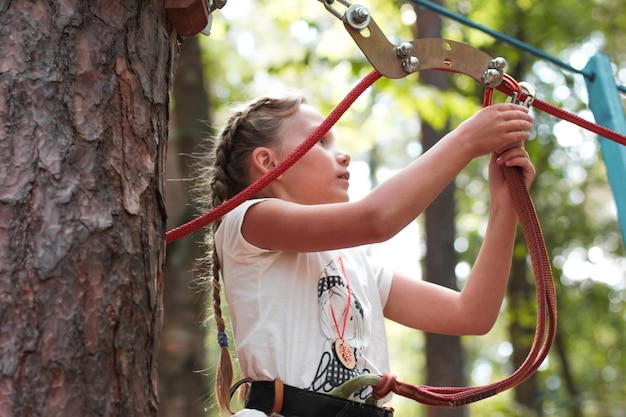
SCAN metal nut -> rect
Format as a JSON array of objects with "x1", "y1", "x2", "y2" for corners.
[{"x1": 345, "y1": 4, "x2": 371, "y2": 31}]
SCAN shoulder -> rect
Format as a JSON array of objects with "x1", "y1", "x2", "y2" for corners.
[
  {"x1": 218, "y1": 198, "x2": 270, "y2": 234},
  {"x1": 216, "y1": 198, "x2": 274, "y2": 255}
]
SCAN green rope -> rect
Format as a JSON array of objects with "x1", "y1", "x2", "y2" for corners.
[{"x1": 330, "y1": 374, "x2": 382, "y2": 405}]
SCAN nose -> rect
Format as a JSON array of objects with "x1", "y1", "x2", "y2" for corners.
[{"x1": 337, "y1": 149, "x2": 351, "y2": 166}]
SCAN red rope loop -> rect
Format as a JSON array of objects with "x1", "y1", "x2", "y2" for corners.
[
  {"x1": 163, "y1": 69, "x2": 561, "y2": 406},
  {"x1": 371, "y1": 374, "x2": 397, "y2": 400},
  {"x1": 367, "y1": 73, "x2": 557, "y2": 407}
]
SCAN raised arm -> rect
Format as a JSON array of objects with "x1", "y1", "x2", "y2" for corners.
[
  {"x1": 242, "y1": 103, "x2": 533, "y2": 253},
  {"x1": 383, "y1": 146, "x2": 535, "y2": 335}
]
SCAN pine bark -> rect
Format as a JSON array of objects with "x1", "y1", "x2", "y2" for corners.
[{"x1": 0, "y1": 2, "x2": 175, "y2": 416}]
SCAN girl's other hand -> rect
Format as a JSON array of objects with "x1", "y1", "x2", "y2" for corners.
[{"x1": 489, "y1": 144, "x2": 536, "y2": 208}]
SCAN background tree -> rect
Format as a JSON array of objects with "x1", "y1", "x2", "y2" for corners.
[
  {"x1": 413, "y1": 3, "x2": 467, "y2": 417},
  {"x1": 159, "y1": 36, "x2": 211, "y2": 417},
  {"x1": 0, "y1": 1, "x2": 175, "y2": 416},
  {"x1": 449, "y1": 1, "x2": 626, "y2": 416}
]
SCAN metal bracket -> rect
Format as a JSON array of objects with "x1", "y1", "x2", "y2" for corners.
[
  {"x1": 345, "y1": 17, "x2": 505, "y2": 87},
  {"x1": 320, "y1": 0, "x2": 506, "y2": 87},
  {"x1": 165, "y1": 0, "x2": 226, "y2": 37}
]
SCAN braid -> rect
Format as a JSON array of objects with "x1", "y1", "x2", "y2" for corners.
[
  {"x1": 193, "y1": 94, "x2": 305, "y2": 414},
  {"x1": 207, "y1": 121, "x2": 236, "y2": 414}
]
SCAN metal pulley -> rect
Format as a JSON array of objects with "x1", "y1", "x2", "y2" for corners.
[{"x1": 320, "y1": 0, "x2": 507, "y2": 87}]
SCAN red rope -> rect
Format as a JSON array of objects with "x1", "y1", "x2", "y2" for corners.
[
  {"x1": 371, "y1": 74, "x2": 557, "y2": 407},
  {"x1": 161, "y1": 64, "x2": 622, "y2": 407},
  {"x1": 165, "y1": 69, "x2": 626, "y2": 244},
  {"x1": 496, "y1": 82, "x2": 626, "y2": 146},
  {"x1": 165, "y1": 67, "x2": 558, "y2": 406},
  {"x1": 165, "y1": 69, "x2": 383, "y2": 244}
]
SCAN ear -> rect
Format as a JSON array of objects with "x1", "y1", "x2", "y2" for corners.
[{"x1": 250, "y1": 147, "x2": 283, "y2": 179}]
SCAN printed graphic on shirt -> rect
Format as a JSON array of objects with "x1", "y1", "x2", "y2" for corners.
[{"x1": 308, "y1": 259, "x2": 371, "y2": 400}]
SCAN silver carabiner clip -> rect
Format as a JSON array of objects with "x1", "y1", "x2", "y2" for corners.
[
  {"x1": 519, "y1": 82, "x2": 536, "y2": 108},
  {"x1": 508, "y1": 81, "x2": 536, "y2": 108}
]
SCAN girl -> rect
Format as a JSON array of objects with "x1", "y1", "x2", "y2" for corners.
[{"x1": 198, "y1": 94, "x2": 535, "y2": 416}]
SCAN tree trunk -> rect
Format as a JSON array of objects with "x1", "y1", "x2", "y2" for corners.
[
  {"x1": 422, "y1": 127, "x2": 467, "y2": 417},
  {"x1": 415, "y1": 3, "x2": 467, "y2": 417},
  {"x1": 502, "y1": 21, "x2": 541, "y2": 414},
  {"x1": 507, "y1": 250, "x2": 540, "y2": 414},
  {"x1": 0, "y1": 2, "x2": 175, "y2": 416},
  {"x1": 159, "y1": 36, "x2": 211, "y2": 417}
]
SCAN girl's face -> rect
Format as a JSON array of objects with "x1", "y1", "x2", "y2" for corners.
[{"x1": 276, "y1": 104, "x2": 351, "y2": 205}]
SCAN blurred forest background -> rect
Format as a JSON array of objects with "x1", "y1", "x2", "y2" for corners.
[{"x1": 159, "y1": 0, "x2": 626, "y2": 416}]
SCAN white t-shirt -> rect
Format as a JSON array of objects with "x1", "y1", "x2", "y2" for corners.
[{"x1": 215, "y1": 199, "x2": 394, "y2": 405}]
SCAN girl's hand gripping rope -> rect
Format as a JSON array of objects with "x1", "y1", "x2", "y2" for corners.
[{"x1": 452, "y1": 103, "x2": 534, "y2": 158}]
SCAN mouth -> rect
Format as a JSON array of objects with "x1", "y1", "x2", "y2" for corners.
[{"x1": 338, "y1": 172, "x2": 350, "y2": 181}]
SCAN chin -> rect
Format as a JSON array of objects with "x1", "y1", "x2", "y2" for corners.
[{"x1": 334, "y1": 195, "x2": 350, "y2": 204}]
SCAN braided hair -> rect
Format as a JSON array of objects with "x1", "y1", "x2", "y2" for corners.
[{"x1": 195, "y1": 95, "x2": 305, "y2": 414}]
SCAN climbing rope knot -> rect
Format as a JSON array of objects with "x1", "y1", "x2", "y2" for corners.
[{"x1": 372, "y1": 373, "x2": 397, "y2": 400}]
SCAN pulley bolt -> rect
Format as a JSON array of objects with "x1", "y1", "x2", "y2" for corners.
[
  {"x1": 491, "y1": 57, "x2": 507, "y2": 70},
  {"x1": 345, "y1": 4, "x2": 371, "y2": 30},
  {"x1": 482, "y1": 68, "x2": 501, "y2": 87},
  {"x1": 395, "y1": 42, "x2": 414, "y2": 58},
  {"x1": 402, "y1": 56, "x2": 420, "y2": 74},
  {"x1": 351, "y1": 6, "x2": 369, "y2": 23}
]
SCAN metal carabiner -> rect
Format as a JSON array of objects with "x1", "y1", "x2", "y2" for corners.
[
  {"x1": 505, "y1": 77, "x2": 536, "y2": 108},
  {"x1": 518, "y1": 82, "x2": 536, "y2": 108}
]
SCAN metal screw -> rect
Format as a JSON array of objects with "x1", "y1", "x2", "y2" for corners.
[
  {"x1": 482, "y1": 68, "x2": 502, "y2": 87},
  {"x1": 395, "y1": 42, "x2": 414, "y2": 58},
  {"x1": 402, "y1": 56, "x2": 420, "y2": 74},
  {"x1": 491, "y1": 57, "x2": 507, "y2": 70}
]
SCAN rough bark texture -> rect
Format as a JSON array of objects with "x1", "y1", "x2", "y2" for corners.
[
  {"x1": 0, "y1": 1, "x2": 175, "y2": 416},
  {"x1": 159, "y1": 35, "x2": 211, "y2": 417},
  {"x1": 415, "y1": 3, "x2": 468, "y2": 417}
]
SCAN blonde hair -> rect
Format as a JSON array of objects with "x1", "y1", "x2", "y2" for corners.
[{"x1": 195, "y1": 95, "x2": 305, "y2": 414}]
